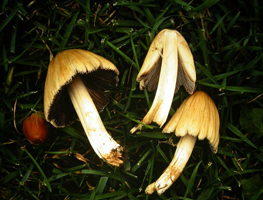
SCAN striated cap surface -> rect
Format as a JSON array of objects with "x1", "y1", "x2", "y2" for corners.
[
  {"x1": 44, "y1": 49, "x2": 119, "y2": 128},
  {"x1": 163, "y1": 91, "x2": 220, "y2": 153}
]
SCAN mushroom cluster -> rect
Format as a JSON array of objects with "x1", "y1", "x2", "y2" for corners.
[
  {"x1": 44, "y1": 49, "x2": 123, "y2": 167},
  {"x1": 130, "y1": 29, "x2": 220, "y2": 195},
  {"x1": 42, "y1": 29, "x2": 219, "y2": 195}
]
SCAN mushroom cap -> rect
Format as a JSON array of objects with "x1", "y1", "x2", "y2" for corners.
[
  {"x1": 44, "y1": 49, "x2": 119, "y2": 128},
  {"x1": 136, "y1": 29, "x2": 196, "y2": 94},
  {"x1": 163, "y1": 91, "x2": 220, "y2": 153}
]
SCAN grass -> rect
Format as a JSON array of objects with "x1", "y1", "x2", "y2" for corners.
[{"x1": 1, "y1": 0, "x2": 263, "y2": 199}]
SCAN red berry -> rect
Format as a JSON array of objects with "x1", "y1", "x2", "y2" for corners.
[{"x1": 23, "y1": 112, "x2": 49, "y2": 145}]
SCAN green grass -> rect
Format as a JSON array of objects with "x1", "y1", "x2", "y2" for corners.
[{"x1": 1, "y1": 0, "x2": 263, "y2": 199}]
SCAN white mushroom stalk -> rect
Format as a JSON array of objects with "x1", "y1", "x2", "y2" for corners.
[
  {"x1": 67, "y1": 76, "x2": 123, "y2": 166},
  {"x1": 130, "y1": 29, "x2": 196, "y2": 134},
  {"x1": 145, "y1": 91, "x2": 220, "y2": 195},
  {"x1": 145, "y1": 135, "x2": 196, "y2": 195},
  {"x1": 44, "y1": 49, "x2": 123, "y2": 167}
]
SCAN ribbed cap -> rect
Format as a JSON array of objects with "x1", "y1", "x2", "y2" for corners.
[
  {"x1": 44, "y1": 49, "x2": 119, "y2": 128},
  {"x1": 163, "y1": 91, "x2": 220, "y2": 153}
]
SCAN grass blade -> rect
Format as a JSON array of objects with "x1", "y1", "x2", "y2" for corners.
[
  {"x1": 24, "y1": 149, "x2": 52, "y2": 192},
  {"x1": 60, "y1": 11, "x2": 79, "y2": 48},
  {"x1": 227, "y1": 123, "x2": 257, "y2": 149},
  {"x1": 106, "y1": 40, "x2": 137, "y2": 67},
  {"x1": 184, "y1": 161, "x2": 202, "y2": 197},
  {"x1": 192, "y1": 0, "x2": 220, "y2": 11},
  {"x1": 0, "y1": 7, "x2": 18, "y2": 32}
]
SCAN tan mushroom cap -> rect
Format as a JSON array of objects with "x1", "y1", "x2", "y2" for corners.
[
  {"x1": 44, "y1": 49, "x2": 119, "y2": 128},
  {"x1": 136, "y1": 29, "x2": 196, "y2": 94},
  {"x1": 163, "y1": 91, "x2": 220, "y2": 153}
]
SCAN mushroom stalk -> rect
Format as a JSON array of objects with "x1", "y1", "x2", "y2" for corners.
[
  {"x1": 130, "y1": 31, "x2": 178, "y2": 133},
  {"x1": 145, "y1": 134, "x2": 196, "y2": 195},
  {"x1": 140, "y1": 30, "x2": 179, "y2": 127},
  {"x1": 67, "y1": 76, "x2": 123, "y2": 167}
]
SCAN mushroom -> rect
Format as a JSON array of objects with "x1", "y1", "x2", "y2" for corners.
[
  {"x1": 44, "y1": 49, "x2": 123, "y2": 167},
  {"x1": 130, "y1": 29, "x2": 196, "y2": 133},
  {"x1": 145, "y1": 91, "x2": 220, "y2": 195}
]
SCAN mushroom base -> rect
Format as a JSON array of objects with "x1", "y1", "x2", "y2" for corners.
[{"x1": 145, "y1": 134, "x2": 196, "y2": 195}]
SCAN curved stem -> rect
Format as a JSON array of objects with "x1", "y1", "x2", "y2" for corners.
[
  {"x1": 145, "y1": 134, "x2": 196, "y2": 195},
  {"x1": 67, "y1": 76, "x2": 123, "y2": 167},
  {"x1": 130, "y1": 31, "x2": 178, "y2": 134}
]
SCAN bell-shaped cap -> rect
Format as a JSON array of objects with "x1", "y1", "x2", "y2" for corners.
[
  {"x1": 137, "y1": 29, "x2": 196, "y2": 94},
  {"x1": 44, "y1": 49, "x2": 119, "y2": 128},
  {"x1": 163, "y1": 91, "x2": 220, "y2": 153}
]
